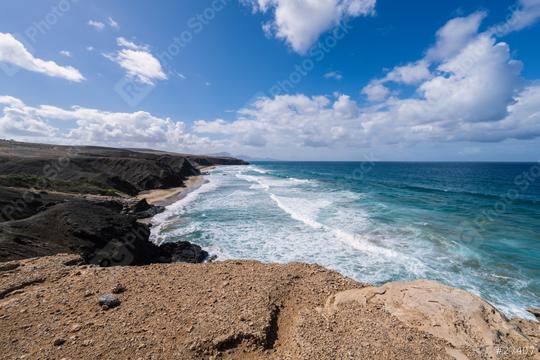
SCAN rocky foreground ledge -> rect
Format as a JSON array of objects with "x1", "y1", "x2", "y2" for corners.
[{"x1": 1, "y1": 254, "x2": 539, "y2": 359}]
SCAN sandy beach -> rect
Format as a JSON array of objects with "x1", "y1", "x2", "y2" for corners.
[{"x1": 137, "y1": 175, "x2": 205, "y2": 207}]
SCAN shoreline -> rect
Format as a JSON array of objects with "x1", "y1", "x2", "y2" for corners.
[
  {"x1": 140, "y1": 165, "x2": 540, "y2": 323},
  {"x1": 0, "y1": 141, "x2": 248, "y2": 266},
  {"x1": 137, "y1": 165, "x2": 215, "y2": 207},
  {"x1": 137, "y1": 175, "x2": 205, "y2": 207}
]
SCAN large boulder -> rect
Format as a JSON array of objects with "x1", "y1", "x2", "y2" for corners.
[{"x1": 159, "y1": 241, "x2": 208, "y2": 263}]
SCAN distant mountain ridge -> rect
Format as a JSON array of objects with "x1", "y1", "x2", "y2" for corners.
[{"x1": 209, "y1": 152, "x2": 280, "y2": 162}]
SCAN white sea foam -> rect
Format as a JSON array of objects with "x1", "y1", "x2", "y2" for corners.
[
  {"x1": 269, "y1": 194, "x2": 329, "y2": 229},
  {"x1": 288, "y1": 177, "x2": 312, "y2": 184},
  {"x1": 150, "y1": 173, "x2": 221, "y2": 245},
  {"x1": 236, "y1": 174, "x2": 270, "y2": 190},
  {"x1": 149, "y1": 164, "x2": 537, "y2": 320},
  {"x1": 268, "y1": 193, "x2": 423, "y2": 268},
  {"x1": 251, "y1": 166, "x2": 268, "y2": 174},
  {"x1": 235, "y1": 170, "x2": 421, "y2": 269}
]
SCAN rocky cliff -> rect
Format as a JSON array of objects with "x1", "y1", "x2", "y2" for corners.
[
  {"x1": 0, "y1": 140, "x2": 247, "y2": 264},
  {"x1": 0, "y1": 140, "x2": 248, "y2": 196}
]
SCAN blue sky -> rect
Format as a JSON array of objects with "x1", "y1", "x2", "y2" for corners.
[{"x1": 1, "y1": 0, "x2": 540, "y2": 160}]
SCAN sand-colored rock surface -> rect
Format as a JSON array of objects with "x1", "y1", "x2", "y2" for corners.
[
  {"x1": 320, "y1": 281, "x2": 540, "y2": 359},
  {"x1": 1, "y1": 255, "x2": 538, "y2": 359}
]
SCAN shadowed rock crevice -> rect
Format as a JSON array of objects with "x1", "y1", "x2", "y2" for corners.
[
  {"x1": 263, "y1": 305, "x2": 281, "y2": 349},
  {"x1": 0, "y1": 276, "x2": 45, "y2": 299},
  {"x1": 214, "y1": 332, "x2": 259, "y2": 352}
]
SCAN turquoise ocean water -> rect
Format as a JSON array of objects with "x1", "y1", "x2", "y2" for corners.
[{"x1": 151, "y1": 162, "x2": 540, "y2": 319}]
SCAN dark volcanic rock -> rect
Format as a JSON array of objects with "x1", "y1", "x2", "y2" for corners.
[
  {"x1": 53, "y1": 338, "x2": 66, "y2": 347},
  {"x1": 0, "y1": 201, "x2": 162, "y2": 265},
  {"x1": 0, "y1": 187, "x2": 71, "y2": 222},
  {"x1": 0, "y1": 140, "x2": 248, "y2": 196},
  {"x1": 132, "y1": 199, "x2": 152, "y2": 213},
  {"x1": 127, "y1": 199, "x2": 165, "y2": 219},
  {"x1": 0, "y1": 140, "x2": 247, "y2": 266},
  {"x1": 0, "y1": 200, "x2": 207, "y2": 266},
  {"x1": 187, "y1": 155, "x2": 249, "y2": 167},
  {"x1": 160, "y1": 241, "x2": 209, "y2": 263}
]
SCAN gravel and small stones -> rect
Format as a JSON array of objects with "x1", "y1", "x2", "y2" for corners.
[
  {"x1": 98, "y1": 294, "x2": 121, "y2": 310},
  {"x1": 70, "y1": 323, "x2": 82, "y2": 332},
  {"x1": 82, "y1": 339, "x2": 93, "y2": 347},
  {"x1": 53, "y1": 338, "x2": 66, "y2": 346},
  {"x1": 111, "y1": 283, "x2": 126, "y2": 294}
]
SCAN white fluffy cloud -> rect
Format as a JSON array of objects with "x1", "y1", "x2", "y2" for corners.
[
  {"x1": 195, "y1": 94, "x2": 362, "y2": 148},
  {"x1": 105, "y1": 38, "x2": 167, "y2": 85},
  {"x1": 490, "y1": 0, "x2": 540, "y2": 35},
  {"x1": 244, "y1": 0, "x2": 376, "y2": 53},
  {"x1": 116, "y1": 37, "x2": 148, "y2": 51},
  {"x1": 194, "y1": 9, "x2": 540, "y2": 154},
  {"x1": 361, "y1": 11, "x2": 532, "y2": 143},
  {"x1": 0, "y1": 96, "x2": 56, "y2": 137},
  {"x1": 361, "y1": 80, "x2": 390, "y2": 101},
  {"x1": 0, "y1": 33, "x2": 85, "y2": 82},
  {"x1": 362, "y1": 12, "x2": 487, "y2": 102},
  {"x1": 426, "y1": 11, "x2": 486, "y2": 61},
  {"x1": 361, "y1": 61, "x2": 431, "y2": 101},
  {"x1": 88, "y1": 18, "x2": 119, "y2": 31},
  {"x1": 383, "y1": 60, "x2": 431, "y2": 85},
  {"x1": 0, "y1": 96, "x2": 209, "y2": 150}
]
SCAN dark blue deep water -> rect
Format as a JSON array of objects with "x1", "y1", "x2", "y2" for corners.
[{"x1": 152, "y1": 162, "x2": 540, "y2": 318}]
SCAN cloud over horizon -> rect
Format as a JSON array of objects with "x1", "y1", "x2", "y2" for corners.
[
  {"x1": 195, "y1": 11, "x2": 540, "y2": 152},
  {"x1": 0, "y1": 2, "x2": 539, "y2": 160},
  {"x1": 0, "y1": 96, "x2": 209, "y2": 151}
]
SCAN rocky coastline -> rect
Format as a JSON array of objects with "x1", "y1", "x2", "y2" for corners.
[
  {"x1": 0, "y1": 140, "x2": 539, "y2": 359},
  {"x1": 0, "y1": 140, "x2": 248, "y2": 265}
]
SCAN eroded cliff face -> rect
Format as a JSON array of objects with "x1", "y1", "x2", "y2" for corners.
[
  {"x1": 0, "y1": 140, "x2": 248, "y2": 196},
  {"x1": 1, "y1": 254, "x2": 538, "y2": 360},
  {"x1": 0, "y1": 140, "x2": 247, "y2": 264}
]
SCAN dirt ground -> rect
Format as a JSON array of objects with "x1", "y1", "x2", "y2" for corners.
[{"x1": 1, "y1": 254, "x2": 538, "y2": 360}]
